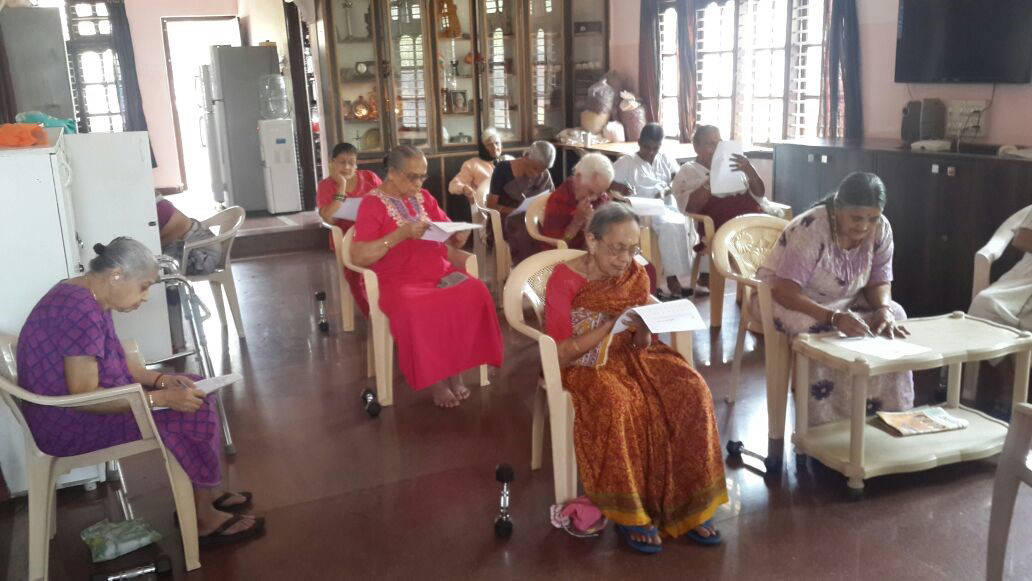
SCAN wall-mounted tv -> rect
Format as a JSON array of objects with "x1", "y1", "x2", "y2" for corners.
[{"x1": 895, "y1": 0, "x2": 1032, "y2": 84}]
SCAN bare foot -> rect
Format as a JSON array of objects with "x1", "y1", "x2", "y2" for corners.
[
  {"x1": 629, "y1": 524, "x2": 662, "y2": 546},
  {"x1": 197, "y1": 511, "x2": 258, "y2": 536},
  {"x1": 430, "y1": 382, "x2": 460, "y2": 408},
  {"x1": 448, "y1": 376, "x2": 470, "y2": 401},
  {"x1": 692, "y1": 522, "x2": 718, "y2": 538}
]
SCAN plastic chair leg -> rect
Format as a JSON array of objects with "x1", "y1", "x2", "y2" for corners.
[
  {"x1": 220, "y1": 270, "x2": 245, "y2": 338},
  {"x1": 26, "y1": 456, "x2": 55, "y2": 581},
  {"x1": 478, "y1": 364, "x2": 489, "y2": 387},
  {"x1": 728, "y1": 308, "x2": 750, "y2": 403},
  {"x1": 710, "y1": 270, "x2": 726, "y2": 329},
  {"x1": 531, "y1": 387, "x2": 546, "y2": 471},
  {"x1": 365, "y1": 327, "x2": 375, "y2": 378},
  {"x1": 340, "y1": 281, "x2": 355, "y2": 333},
  {"x1": 371, "y1": 314, "x2": 394, "y2": 407},
  {"x1": 987, "y1": 471, "x2": 1019, "y2": 581},
  {"x1": 208, "y1": 280, "x2": 228, "y2": 329},
  {"x1": 165, "y1": 456, "x2": 201, "y2": 572}
]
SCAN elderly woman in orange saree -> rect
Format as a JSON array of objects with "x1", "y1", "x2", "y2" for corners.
[{"x1": 543, "y1": 204, "x2": 728, "y2": 554}]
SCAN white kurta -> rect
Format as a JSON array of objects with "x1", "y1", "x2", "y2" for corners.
[
  {"x1": 969, "y1": 211, "x2": 1032, "y2": 330},
  {"x1": 613, "y1": 153, "x2": 695, "y2": 278}
]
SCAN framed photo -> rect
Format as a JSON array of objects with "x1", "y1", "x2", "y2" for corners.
[{"x1": 449, "y1": 90, "x2": 469, "y2": 114}]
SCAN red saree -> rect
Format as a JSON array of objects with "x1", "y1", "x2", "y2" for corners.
[{"x1": 545, "y1": 261, "x2": 727, "y2": 537}]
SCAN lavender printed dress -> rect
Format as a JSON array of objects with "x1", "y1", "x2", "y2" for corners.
[
  {"x1": 17, "y1": 284, "x2": 221, "y2": 487},
  {"x1": 751, "y1": 206, "x2": 915, "y2": 426}
]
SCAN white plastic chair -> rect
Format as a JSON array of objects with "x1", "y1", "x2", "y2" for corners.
[
  {"x1": 340, "y1": 227, "x2": 489, "y2": 407},
  {"x1": 185, "y1": 206, "x2": 246, "y2": 338},
  {"x1": 321, "y1": 219, "x2": 358, "y2": 333},
  {"x1": 525, "y1": 192, "x2": 568, "y2": 251},
  {"x1": 965, "y1": 204, "x2": 1032, "y2": 398},
  {"x1": 987, "y1": 402, "x2": 1032, "y2": 581},
  {"x1": 502, "y1": 249, "x2": 695, "y2": 504},
  {"x1": 711, "y1": 213, "x2": 790, "y2": 403},
  {"x1": 0, "y1": 334, "x2": 200, "y2": 580},
  {"x1": 694, "y1": 202, "x2": 792, "y2": 329},
  {"x1": 972, "y1": 204, "x2": 1032, "y2": 301},
  {"x1": 470, "y1": 180, "x2": 513, "y2": 289}
]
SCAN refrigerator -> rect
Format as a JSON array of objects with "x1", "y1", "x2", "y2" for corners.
[
  {"x1": 200, "y1": 65, "x2": 227, "y2": 204},
  {"x1": 206, "y1": 45, "x2": 280, "y2": 212}
]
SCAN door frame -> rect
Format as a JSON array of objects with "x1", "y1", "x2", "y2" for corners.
[{"x1": 161, "y1": 15, "x2": 243, "y2": 193}]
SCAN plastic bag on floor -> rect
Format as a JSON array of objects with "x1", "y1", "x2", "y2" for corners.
[{"x1": 81, "y1": 519, "x2": 162, "y2": 563}]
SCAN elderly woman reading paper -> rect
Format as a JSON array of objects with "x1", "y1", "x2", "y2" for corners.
[{"x1": 350, "y1": 146, "x2": 504, "y2": 408}]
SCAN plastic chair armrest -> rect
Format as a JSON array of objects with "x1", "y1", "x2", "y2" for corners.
[{"x1": 686, "y1": 213, "x2": 715, "y2": 243}]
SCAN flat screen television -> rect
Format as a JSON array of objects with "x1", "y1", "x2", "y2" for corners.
[{"x1": 895, "y1": 0, "x2": 1032, "y2": 84}]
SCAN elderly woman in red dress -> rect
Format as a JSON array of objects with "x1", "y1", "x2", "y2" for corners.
[
  {"x1": 350, "y1": 146, "x2": 504, "y2": 408},
  {"x1": 540, "y1": 152, "x2": 614, "y2": 250},
  {"x1": 317, "y1": 142, "x2": 383, "y2": 316}
]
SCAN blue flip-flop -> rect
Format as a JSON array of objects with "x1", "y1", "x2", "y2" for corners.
[
  {"x1": 616, "y1": 524, "x2": 663, "y2": 554},
  {"x1": 685, "y1": 519, "x2": 722, "y2": 546}
]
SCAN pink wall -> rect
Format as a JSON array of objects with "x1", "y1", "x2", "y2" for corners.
[
  {"x1": 124, "y1": 0, "x2": 239, "y2": 189},
  {"x1": 858, "y1": 0, "x2": 1032, "y2": 145}
]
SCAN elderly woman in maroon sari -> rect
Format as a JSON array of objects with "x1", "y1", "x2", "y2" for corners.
[
  {"x1": 351, "y1": 146, "x2": 504, "y2": 408},
  {"x1": 17, "y1": 238, "x2": 263, "y2": 547},
  {"x1": 544, "y1": 203, "x2": 727, "y2": 554},
  {"x1": 540, "y1": 152, "x2": 614, "y2": 251}
]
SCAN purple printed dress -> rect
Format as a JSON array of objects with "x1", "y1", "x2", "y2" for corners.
[
  {"x1": 751, "y1": 206, "x2": 915, "y2": 426},
  {"x1": 17, "y1": 283, "x2": 221, "y2": 487}
]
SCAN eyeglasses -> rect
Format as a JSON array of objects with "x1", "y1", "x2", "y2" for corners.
[
  {"x1": 402, "y1": 171, "x2": 429, "y2": 182},
  {"x1": 600, "y1": 241, "x2": 641, "y2": 257}
]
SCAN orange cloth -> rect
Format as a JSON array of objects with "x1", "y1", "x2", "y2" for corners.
[
  {"x1": 0, "y1": 123, "x2": 48, "y2": 147},
  {"x1": 545, "y1": 261, "x2": 728, "y2": 537}
]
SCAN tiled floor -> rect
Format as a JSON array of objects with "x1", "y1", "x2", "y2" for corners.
[{"x1": 3, "y1": 250, "x2": 1032, "y2": 580}]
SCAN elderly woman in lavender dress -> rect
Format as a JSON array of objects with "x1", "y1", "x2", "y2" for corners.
[
  {"x1": 752, "y1": 172, "x2": 914, "y2": 425},
  {"x1": 16, "y1": 238, "x2": 264, "y2": 547}
]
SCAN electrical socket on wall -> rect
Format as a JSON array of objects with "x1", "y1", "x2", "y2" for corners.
[{"x1": 946, "y1": 99, "x2": 990, "y2": 139}]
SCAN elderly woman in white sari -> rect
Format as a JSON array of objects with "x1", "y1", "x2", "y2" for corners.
[{"x1": 611, "y1": 123, "x2": 694, "y2": 300}]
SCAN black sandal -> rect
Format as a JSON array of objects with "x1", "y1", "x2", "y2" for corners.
[
  {"x1": 199, "y1": 514, "x2": 266, "y2": 548},
  {"x1": 212, "y1": 491, "x2": 253, "y2": 513}
]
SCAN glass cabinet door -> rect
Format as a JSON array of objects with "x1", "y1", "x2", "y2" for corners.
[
  {"x1": 384, "y1": 0, "x2": 433, "y2": 148},
  {"x1": 526, "y1": 0, "x2": 563, "y2": 141},
  {"x1": 569, "y1": 0, "x2": 607, "y2": 120},
  {"x1": 433, "y1": 0, "x2": 478, "y2": 148},
  {"x1": 331, "y1": 0, "x2": 386, "y2": 153},
  {"x1": 479, "y1": 0, "x2": 521, "y2": 144}
]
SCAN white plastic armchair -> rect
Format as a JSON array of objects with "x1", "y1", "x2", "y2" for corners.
[
  {"x1": 972, "y1": 204, "x2": 1032, "y2": 302},
  {"x1": 987, "y1": 402, "x2": 1032, "y2": 581},
  {"x1": 184, "y1": 206, "x2": 246, "y2": 337},
  {"x1": 525, "y1": 192, "x2": 568, "y2": 251},
  {"x1": 470, "y1": 179, "x2": 513, "y2": 288},
  {"x1": 502, "y1": 249, "x2": 695, "y2": 505},
  {"x1": 0, "y1": 335, "x2": 200, "y2": 580},
  {"x1": 341, "y1": 227, "x2": 489, "y2": 407},
  {"x1": 710, "y1": 213, "x2": 790, "y2": 404}
]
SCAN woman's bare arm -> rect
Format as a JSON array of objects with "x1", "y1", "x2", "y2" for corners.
[
  {"x1": 160, "y1": 210, "x2": 192, "y2": 247},
  {"x1": 556, "y1": 319, "x2": 617, "y2": 367}
]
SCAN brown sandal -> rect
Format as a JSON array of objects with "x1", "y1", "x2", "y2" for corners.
[
  {"x1": 199, "y1": 514, "x2": 265, "y2": 548},
  {"x1": 212, "y1": 491, "x2": 253, "y2": 513}
]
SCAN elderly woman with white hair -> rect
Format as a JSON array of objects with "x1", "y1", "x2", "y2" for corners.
[
  {"x1": 447, "y1": 127, "x2": 513, "y2": 203},
  {"x1": 540, "y1": 152, "x2": 615, "y2": 251},
  {"x1": 16, "y1": 237, "x2": 264, "y2": 547},
  {"x1": 487, "y1": 140, "x2": 556, "y2": 263}
]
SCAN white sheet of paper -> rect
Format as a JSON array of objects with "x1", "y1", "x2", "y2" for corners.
[
  {"x1": 709, "y1": 140, "x2": 748, "y2": 197},
  {"x1": 421, "y1": 221, "x2": 483, "y2": 243},
  {"x1": 331, "y1": 198, "x2": 362, "y2": 221},
  {"x1": 626, "y1": 196, "x2": 669, "y2": 217},
  {"x1": 151, "y1": 373, "x2": 242, "y2": 411},
  {"x1": 514, "y1": 192, "x2": 546, "y2": 214},
  {"x1": 823, "y1": 336, "x2": 931, "y2": 360},
  {"x1": 611, "y1": 299, "x2": 706, "y2": 335}
]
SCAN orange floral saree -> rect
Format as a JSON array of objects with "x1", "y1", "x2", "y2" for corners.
[{"x1": 545, "y1": 261, "x2": 728, "y2": 537}]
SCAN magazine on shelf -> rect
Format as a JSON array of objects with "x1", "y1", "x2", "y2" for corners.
[{"x1": 876, "y1": 407, "x2": 969, "y2": 436}]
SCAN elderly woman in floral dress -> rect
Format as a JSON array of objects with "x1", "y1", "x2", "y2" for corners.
[{"x1": 752, "y1": 172, "x2": 914, "y2": 425}]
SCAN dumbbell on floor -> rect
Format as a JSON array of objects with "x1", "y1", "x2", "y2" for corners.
[
  {"x1": 494, "y1": 463, "x2": 514, "y2": 539},
  {"x1": 360, "y1": 388, "x2": 381, "y2": 418},
  {"x1": 315, "y1": 291, "x2": 329, "y2": 333},
  {"x1": 91, "y1": 554, "x2": 171, "y2": 581}
]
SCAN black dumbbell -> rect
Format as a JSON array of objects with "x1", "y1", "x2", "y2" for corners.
[
  {"x1": 494, "y1": 463, "x2": 514, "y2": 539},
  {"x1": 726, "y1": 440, "x2": 781, "y2": 472},
  {"x1": 360, "y1": 388, "x2": 381, "y2": 418},
  {"x1": 315, "y1": 291, "x2": 329, "y2": 333},
  {"x1": 91, "y1": 554, "x2": 172, "y2": 581}
]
